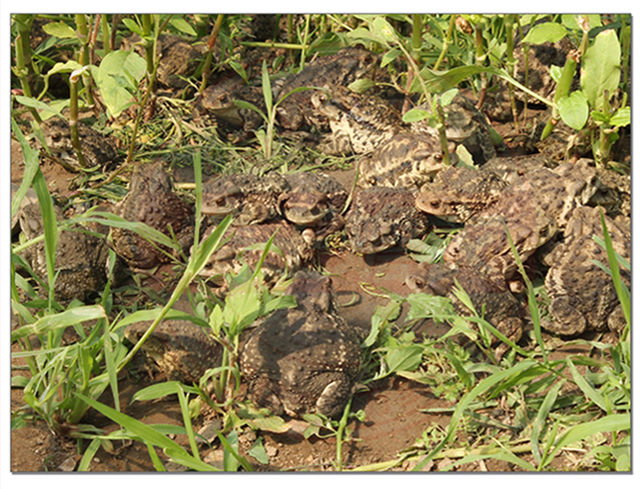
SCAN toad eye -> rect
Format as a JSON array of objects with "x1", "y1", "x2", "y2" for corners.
[
  {"x1": 430, "y1": 201, "x2": 441, "y2": 208},
  {"x1": 215, "y1": 197, "x2": 226, "y2": 206}
]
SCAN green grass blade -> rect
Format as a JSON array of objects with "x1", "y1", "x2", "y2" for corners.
[
  {"x1": 11, "y1": 305, "x2": 107, "y2": 342},
  {"x1": 530, "y1": 378, "x2": 565, "y2": 465},
  {"x1": 75, "y1": 393, "x2": 222, "y2": 471},
  {"x1": 10, "y1": 118, "x2": 40, "y2": 219},
  {"x1": 261, "y1": 60, "x2": 272, "y2": 115},
  {"x1": 412, "y1": 359, "x2": 538, "y2": 470},
  {"x1": 542, "y1": 413, "x2": 630, "y2": 469},
  {"x1": 567, "y1": 358, "x2": 609, "y2": 413},
  {"x1": 597, "y1": 210, "x2": 630, "y2": 328},
  {"x1": 145, "y1": 442, "x2": 166, "y2": 471},
  {"x1": 116, "y1": 214, "x2": 231, "y2": 374},
  {"x1": 176, "y1": 386, "x2": 200, "y2": 461},
  {"x1": 77, "y1": 438, "x2": 102, "y2": 472},
  {"x1": 103, "y1": 318, "x2": 120, "y2": 413}
]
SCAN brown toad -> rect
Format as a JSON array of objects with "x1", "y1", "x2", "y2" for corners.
[
  {"x1": 240, "y1": 271, "x2": 362, "y2": 418},
  {"x1": 357, "y1": 130, "x2": 446, "y2": 190},
  {"x1": 310, "y1": 86, "x2": 403, "y2": 155},
  {"x1": 38, "y1": 118, "x2": 118, "y2": 172},
  {"x1": 201, "y1": 173, "x2": 289, "y2": 226},
  {"x1": 198, "y1": 221, "x2": 313, "y2": 286},
  {"x1": 411, "y1": 93, "x2": 498, "y2": 165},
  {"x1": 278, "y1": 172, "x2": 348, "y2": 240},
  {"x1": 274, "y1": 46, "x2": 384, "y2": 131},
  {"x1": 406, "y1": 262, "x2": 525, "y2": 346},
  {"x1": 443, "y1": 162, "x2": 598, "y2": 286},
  {"x1": 155, "y1": 34, "x2": 201, "y2": 90},
  {"x1": 124, "y1": 319, "x2": 222, "y2": 384},
  {"x1": 542, "y1": 206, "x2": 630, "y2": 336},
  {"x1": 345, "y1": 186, "x2": 431, "y2": 255},
  {"x1": 15, "y1": 200, "x2": 110, "y2": 302},
  {"x1": 198, "y1": 76, "x2": 265, "y2": 141},
  {"x1": 415, "y1": 165, "x2": 508, "y2": 223},
  {"x1": 112, "y1": 161, "x2": 194, "y2": 269}
]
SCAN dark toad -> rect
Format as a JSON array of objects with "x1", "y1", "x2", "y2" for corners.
[
  {"x1": 16, "y1": 200, "x2": 110, "y2": 302},
  {"x1": 240, "y1": 271, "x2": 362, "y2": 418},
  {"x1": 542, "y1": 206, "x2": 630, "y2": 336},
  {"x1": 201, "y1": 173, "x2": 289, "y2": 226},
  {"x1": 406, "y1": 262, "x2": 525, "y2": 347},
  {"x1": 112, "y1": 161, "x2": 194, "y2": 269},
  {"x1": 124, "y1": 319, "x2": 222, "y2": 385},
  {"x1": 198, "y1": 221, "x2": 313, "y2": 286},
  {"x1": 38, "y1": 118, "x2": 118, "y2": 173},
  {"x1": 345, "y1": 186, "x2": 431, "y2": 254}
]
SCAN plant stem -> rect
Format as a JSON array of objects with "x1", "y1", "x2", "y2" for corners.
[
  {"x1": 13, "y1": 32, "x2": 41, "y2": 123},
  {"x1": 239, "y1": 40, "x2": 308, "y2": 50},
  {"x1": 199, "y1": 14, "x2": 224, "y2": 94},
  {"x1": 411, "y1": 14, "x2": 423, "y2": 55},
  {"x1": 69, "y1": 70, "x2": 87, "y2": 169},
  {"x1": 433, "y1": 15, "x2": 455, "y2": 71},
  {"x1": 75, "y1": 14, "x2": 95, "y2": 108},
  {"x1": 100, "y1": 14, "x2": 111, "y2": 54}
]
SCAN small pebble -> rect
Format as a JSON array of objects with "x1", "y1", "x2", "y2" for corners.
[
  {"x1": 265, "y1": 444, "x2": 278, "y2": 458},
  {"x1": 203, "y1": 449, "x2": 225, "y2": 470},
  {"x1": 197, "y1": 420, "x2": 222, "y2": 445},
  {"x1": 58, "y1": 455, "x2": 78, "y2": 472}
]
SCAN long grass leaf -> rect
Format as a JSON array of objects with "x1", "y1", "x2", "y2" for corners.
[
  {"x1": 542, "y1": 413, "x2": 630, "y2": 468},
  {"x1": 77, "y1": 438, "x2": 102, "y2": 472},
  {"x1": 597, "y1": 210, "x2": 630, "y2": 328},
  {"x1": 412, "y1": 359, "x2": 538, "y2": 470},
  {"x1": 567, "y1": 358, "x2": 609, "y2": 413},
  {"x1": 76, "y1": 392, "x2": 220, "y2": 471},
  {"x1": 177, "y1": 386, "x2": 200, "y2": 461},
  {"x1": 10, "y1": 119, "x2": 40, "y2": 219},
  {"x1": 530, "y1": 379, "x2": 565, "y2": 464},
  {"x1": 11, "y1": 305, "x2": 107, "y2": 341}
]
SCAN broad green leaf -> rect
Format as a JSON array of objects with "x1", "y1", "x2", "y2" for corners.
[
  {"x1": 581, "y1": 29, "x2": 621, "y2": 111},
  {"x1": 371, "y1": 17, "x2": 397, "y2": 44},
  {"x1": 549, "y1": 65, "x2": 563, "y2": 84},
  {"x1": 245, "y1": 416, "x2": 289, "y2": 433},
  {"x1": 557, "y1": 91, "x2": 589, "y2": 130},
  {"x1": 13, "y1": 96, "x2": 62, "y2": 117},
  {"x1": 45, "y1": 59, "x2": 83, "y2": 76},
  {"x1": 381, "y1": 47, "x2": 402, "y2": 67},
  {"x1": 348, "y1": 78, "x2": 375, "y2": 93},
  {"x1": 247, "y1": 438, "x2": 269, "y2": 464},
  {"x1": 439, "y1": 88, "x2": 459, "y2": 107},
  {"x1": 346, "y1": 26, "x2": 387, "y2": 46},
  {"x1": 170, "y1": 18, "x2": 197, "y2": 37},
  {"x1": 385, "y1": 344, "x2": 423, "y2": 373},
  {"x1": 402, "y1": 108, "x2": 431, "y2": 123},
  {"x1": 43, "y1": 21, "x2": 76, "y2": 39},
  {"x1": 94, "y1": 50, "x2": 146, "y2": 117},
  {"x1": 122, "y1": 18, "x2": 143, "y2": 35},
  {"x1": 522, "y1": 22, "x2": 567, "y2": 44},
  {"x1": 560, "y1": 14, "x2": 602, "y2": 32},
  {"x1": 609, "y1": 106, "x2": 630, "y2": 127}
]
